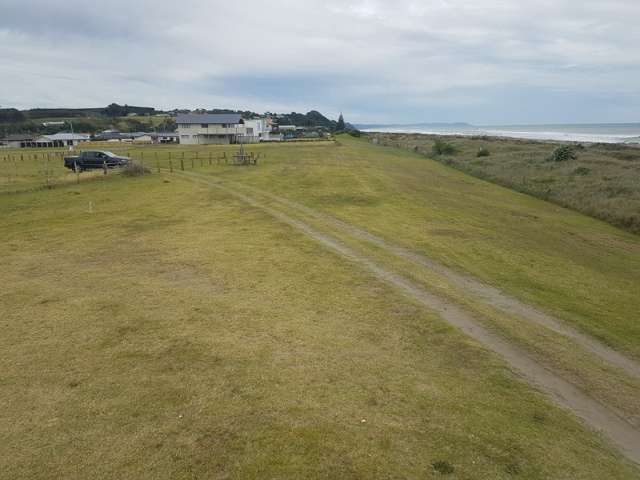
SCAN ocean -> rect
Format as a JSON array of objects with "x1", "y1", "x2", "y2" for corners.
[{"x1": 358, "y1": 123, "x2": 640, "y2": 144}]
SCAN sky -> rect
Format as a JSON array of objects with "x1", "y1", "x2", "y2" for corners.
[{"x1": 1, "y1": 0, "x2": 639, "y2": 125}]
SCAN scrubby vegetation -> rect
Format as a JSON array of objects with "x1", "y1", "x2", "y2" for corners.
[
  {"x1": 548, "y1": 145, "x2": 578, "y2": 162},
  {"x1": 369, "y1": 132, "x2": 640, "y2": 234},
  {"x1": 121, "y1": 162, "x2": 150, "y2": 177},
  {"x1": 431, "y1": 138, "x2": 457, "y2": 156},
  {"x1": 476, "y1": 147, "x2": 491, "y2": 157}
]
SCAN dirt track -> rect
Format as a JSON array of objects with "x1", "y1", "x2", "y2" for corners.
[
  {"x1": 224, "y1": 178, "x2": 640, "y2": 381},
  {"x1": 176, "y1": 170, "x2": 640, "y2": 466}
]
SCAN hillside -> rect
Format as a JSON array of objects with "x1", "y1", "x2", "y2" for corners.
[
  {"x1": 0, "y1": 106, "x2": 341, "y2": 135},
  {"x1": 368, "y1": 132, "x2": 640, "y2": 234}
]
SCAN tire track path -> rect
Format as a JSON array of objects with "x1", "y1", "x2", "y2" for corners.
[
  {"x1": 221, "y1": 178, "x2": 640, "y2": 381},
  {"x1": 177, "y1": 170, "x2": 640, "y2": 465}
]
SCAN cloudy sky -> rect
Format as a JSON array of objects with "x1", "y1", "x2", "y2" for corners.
[{"x1": 1, "y1": 0, "x2": 639, "y2": 124}]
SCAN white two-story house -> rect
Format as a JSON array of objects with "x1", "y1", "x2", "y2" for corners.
[{"x1": 176, "y1": 113, "x2": 247, "y2": 145}]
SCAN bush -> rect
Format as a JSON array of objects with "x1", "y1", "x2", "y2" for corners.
[
  {"x1": 348, "y1": 129, "x2": 362, "y2": 138},
  {"x1": 476, "y1": 147, "x2": 490, "y2": 157},
  {"x1": 122, "y1": 162, "x2": 150, "y2": 177},
  {"x1": 432, "y1": 460, "x2": 455, "y2": 475},
  {"x1": 548, "y1": 145, "x2": 577, "y2": 162},
  {"x1": 432, "y1": 138, "x2": 457, "y2": 156}
]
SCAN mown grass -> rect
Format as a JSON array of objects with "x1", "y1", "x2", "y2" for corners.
[
  {"x1": 370, "y1": 132, "x2": 640, "y2": 234},
  {"x1": 0, "y1": 141, "x2": 330, "y2": 193},
  {"x1": 201, "y1": 136, "x2": 640, "y2": 360},
  {"x1": 2, "y1": 139, "x2": 640, "y2": 478}
]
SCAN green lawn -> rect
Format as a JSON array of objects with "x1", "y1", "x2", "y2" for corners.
[{"x1": 1, "y1": 138, "x2": 639, "y2": 478}]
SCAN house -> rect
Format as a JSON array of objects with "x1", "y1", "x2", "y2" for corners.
[
  {"x1": 94, "y1": 130, "x2": 128, "y2": 141},
  {"x1": 0, "y1": 134, "x2": 34, "y2": 148},
  {"x1": 176, "y1": 113, "x2": 246, "y2": 145},
  {"x1": 151, "y1": 132, "x2": 178, "y2": 144},
  {"x1": 239, "y1": 118, "x2": 282, "y2": 143},
  {"x1": 130, "y1": 132, "x2": 177, "y2": 144},
  {"x1": 133, "y1": 134, "x2": 154, "y2": 143},
  {"x1": 31, "y1": 133, "x2": 90, "y2": 148}
]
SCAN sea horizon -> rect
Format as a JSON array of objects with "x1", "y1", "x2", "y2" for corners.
[{"x1": 357, "y1": 122, "x2": 640, "y2": 144}]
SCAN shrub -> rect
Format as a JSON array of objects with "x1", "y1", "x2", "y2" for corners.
[
  {"x1": 432, "y1": 460, "x2": 455, "y2": 475},
  {"x1": 432, "y1": 138, "x2": 457, "y2": 156},
  {"x1": 348, "y1": 129, "x2": 362, "y2": 138},
  {"x1": 548, "y1": 145, "x2": 577, "y2": 162},
  {"x1": 122, "y1": 162, "x2": 150, "y2": 177},
  {"x1": 476, "y1": 147, "x2": 490, "y2": 157}
]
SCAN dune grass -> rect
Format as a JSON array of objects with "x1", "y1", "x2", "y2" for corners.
[
  {"x1": 1, "y1": 138, "x2": 640, "y2": 478},
  {"x1": 370, "y1": 132, "x2": 640, "y2": 234}
]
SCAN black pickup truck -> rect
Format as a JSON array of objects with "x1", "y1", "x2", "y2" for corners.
[{"x1": 64, "y1": 150, "x2": 129, "y2": 171}]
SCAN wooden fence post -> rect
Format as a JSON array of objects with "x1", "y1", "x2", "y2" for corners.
[
  {"x1": 169, "y1": 159, "x2": 173, "y2": 172},
  {"x1": 180, "y1": 158, "x2": 184, "y2": 171}
]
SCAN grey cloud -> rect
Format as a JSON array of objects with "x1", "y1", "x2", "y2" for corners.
[{"x1": 1, "y1": 0, "x2": 639, "y2": 123}]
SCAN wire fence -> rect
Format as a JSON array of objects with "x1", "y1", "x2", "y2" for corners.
[{"x1": 0, "y1": 147, "x2": 265, "y2": 194}]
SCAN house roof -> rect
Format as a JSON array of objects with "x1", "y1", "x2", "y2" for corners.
[
  {"x1": 176, "y1": 113, "x2": 244, "y2": 125},
  {"x1": 40, "y1": 133, "x2": 90, "y2": 141},
  {"x1": 2, "y1": 134, "x2": 34, "y2": 141},
  {"x1": 94, "y1": 132, "x2": 133, "y2": 140},
  {"x1": 151, "y1": 132, "x2": 178, "y2": 137}
]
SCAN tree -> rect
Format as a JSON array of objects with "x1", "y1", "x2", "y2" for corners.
[
  {"x1": 336, "y1": 113, "x2": 345, "y2": 131},
  {"x1": 104, "y1": 103, "x2": 125, "y2": 117}
]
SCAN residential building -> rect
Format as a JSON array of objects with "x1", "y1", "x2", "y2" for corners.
[
  {"x1": 32, "y1": 133, "x2": 90, "y2": 147},
  {"x1": 151, "y1": 132, "x2": 178, "y2": 144},
  {"x1": 132, "y1": 132, "x2": 178, "y2": 144},
  {"x1": 0, "y1": 134, "x2": 34, "y2": 148},
  {"x1": 240, "y1": 118, "x2": 282, "y2": 142},
  {"x1": 176, "y1": 114, "x2": 246, "y2": 145}
]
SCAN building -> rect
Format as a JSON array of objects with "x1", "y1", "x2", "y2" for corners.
[
  {"x1": 240, "y1": 118, "x2": 282, "y2": 142},
  {"x1": 132, "y1": 132, "x2": 178, "y2": 144},
  {"x1": 177, "y1": 113, "x2": 247, "y2": 145},
  {"x1": 0, "y1": 134, "x2": 34, "y2": 148},
  {"x1": 151, "y1": 132, "x2": 178, "y2": 144},
  {"x1": 31, "y1": 133, "x2": 90, "y2": 148},
  {"x1": 132, "y1": 134, "x2": 154, "y2": 143}
]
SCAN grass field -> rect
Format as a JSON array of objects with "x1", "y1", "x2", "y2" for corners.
[
  {"x1": 2, "y1": 137, "x2": 640, "y2": 478},
  {"x1": 369, "y1": 133, "x2": 640, "y2": 234}
]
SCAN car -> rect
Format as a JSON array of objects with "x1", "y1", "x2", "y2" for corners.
[{"x1": 64, "y1": 150, "x2": 130, "y2": 171}]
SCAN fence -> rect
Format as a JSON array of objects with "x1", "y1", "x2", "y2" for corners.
[{"x1": 0, "y1": 148, "x2": 265, "y2": 194}]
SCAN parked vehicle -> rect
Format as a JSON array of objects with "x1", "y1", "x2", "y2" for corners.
[{"x1": 64, "y1": 151, "x2": 129, "y2": 171}]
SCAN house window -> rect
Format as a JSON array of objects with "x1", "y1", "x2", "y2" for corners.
[{"x1": 201, "y1": 124, "x2": 208, "y2": 128}]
